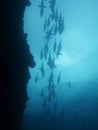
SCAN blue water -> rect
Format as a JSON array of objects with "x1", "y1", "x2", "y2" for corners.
[{"x1": 21, "y1": 0, "x2": 98, "y2": 130}]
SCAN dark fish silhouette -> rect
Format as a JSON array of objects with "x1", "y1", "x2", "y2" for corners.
[
  {"x1": 47, "y1": 15, "x2": 51, "y2": 26},
  {"x1": 58, "y1": 13, "x2": 65, "y2": 34},
  {"x1": 49, "y1": 0, "x2": 56, "y2": 4},
  {"x1": 48, "y1": 72, "x2": 54, "y2": 83},
  {"x1": 54, "y1": 8, "x2": 59, "y2": 22},
  {"x1": 45, "y1": 34, "x2": 52, "y2": 43},
  {"x1": 40, "y1": 89, "x2": 45, "y2": 98},
  {"x1": 34, "y1": 74, "x2": 39, "y2": 83},
  {"x1": 39, "y1": 0, "x2": 46, "y2": 17},
  {"x1": 47, "y1": 72, "x2": 56, "y2": 101},
  {"x1": 50, "y1": 86, "x2": 56, "y2": 98},
  {"x1": 43, "y1": 17, "x2": 47, "y2": 31},
  {"x1": 47, "y1": 54, "x2": 56, "y2": 70},
  {"x1": 57, "y1": 71, "x2": 61, "y2": 84},
  {"x1": 54, "y1": 23, "x2": 58, "y2": 35},
  {"x1": 53, "y1": 39, "x2": 57, "y2": 52},
  {"x1": 47, "y1": 82, "x2": 52, "y2": 91},
  {"x1": 58, "y1": 40, "x2": 62, "y2": 51},
  {"x1": 56, "y1": 40, "x2": 62, "y2": 57},
  {"x1": 43, "y1": 41, "x2": 49, "y2": 60},
  {"x1": 47, "y1": 53, "x2": 52, "y2": 68},
  {"x1": 47, "y1": 92, "x2": 52, "y2": 101},
  {"x1": 46, "y1": 26, "x2": 54, "y2": 36},
  {"x1": 45, "y1": 26, "x2": 53, "y2": 42},
  {"x1": 55, "y1": 50, "x2": 61, "y2": 58},
  {"x1": 67, "y1": 81, "x2": 71, "y2": 88},
  {"x1": 40, "y1": 48, "x2": 43, "y2": 60},
  {"x1": 52, "y1": 56, "x2": 56, "y2": 70},
  {"x1": 49, "y1": 0, "x2": 56, "y2": 20},
  {"x1": 50, "y1": 11, "x2": 55, "y2": 20},
  {"x1": 39, "y1": 62, "x2": 45, "y2": 77},
  {"x1": 47, "y1": 84, "x2": 55, "y2": 101},
  {"x1": 58, "y1": 12, "x2": 63, "y2": 22},
  {"x1": 49, "y1": 0, "x2": 56, "y2": 13}
]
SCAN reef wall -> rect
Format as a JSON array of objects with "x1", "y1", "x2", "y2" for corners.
[{"x1": 1, "y1": 0, "x2": 35, "y2": 130}]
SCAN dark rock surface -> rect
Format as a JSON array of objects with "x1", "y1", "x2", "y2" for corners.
[{"x1": 1, "y1": 0, "x2": 35, "y2": 130}]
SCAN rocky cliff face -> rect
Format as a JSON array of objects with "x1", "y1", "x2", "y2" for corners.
[{"x1": 1, "y1": 0, "x2": 35, "y2": 130}]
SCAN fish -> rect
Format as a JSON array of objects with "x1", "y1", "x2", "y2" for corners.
[
  {"x1": 39, "y1": 62, "x2": 45, "y2": 77},
  {"x1": 39, "y1": 0, "x2": 46, "y2": 17},
  {"x1": 34, "y1": 74, "x2": 39, "y2": 83},
  {"x1": 57, "y1": 71, "x2": 61, "y2": 84},
  {"x1": 40, "y1": 48, "x2": 44, "y2": 60},
  {"x1": 43, "y1": 17, "x2": 47, "y2": 31},
  {"x1": 40, "y1": 89, "x2": 45, "y2": 98},
  {"x1": 53, "y1": 39, "x2": 57, "y2": 52}
]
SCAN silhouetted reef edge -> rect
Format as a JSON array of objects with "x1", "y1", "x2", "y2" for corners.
[{"x1": 1, "y1": 0, "x2": 35, "y2": 130}]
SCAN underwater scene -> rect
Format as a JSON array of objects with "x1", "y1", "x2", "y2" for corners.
[{"x1": 21, "y1": 0, "x2": 98, "y2": 130}]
